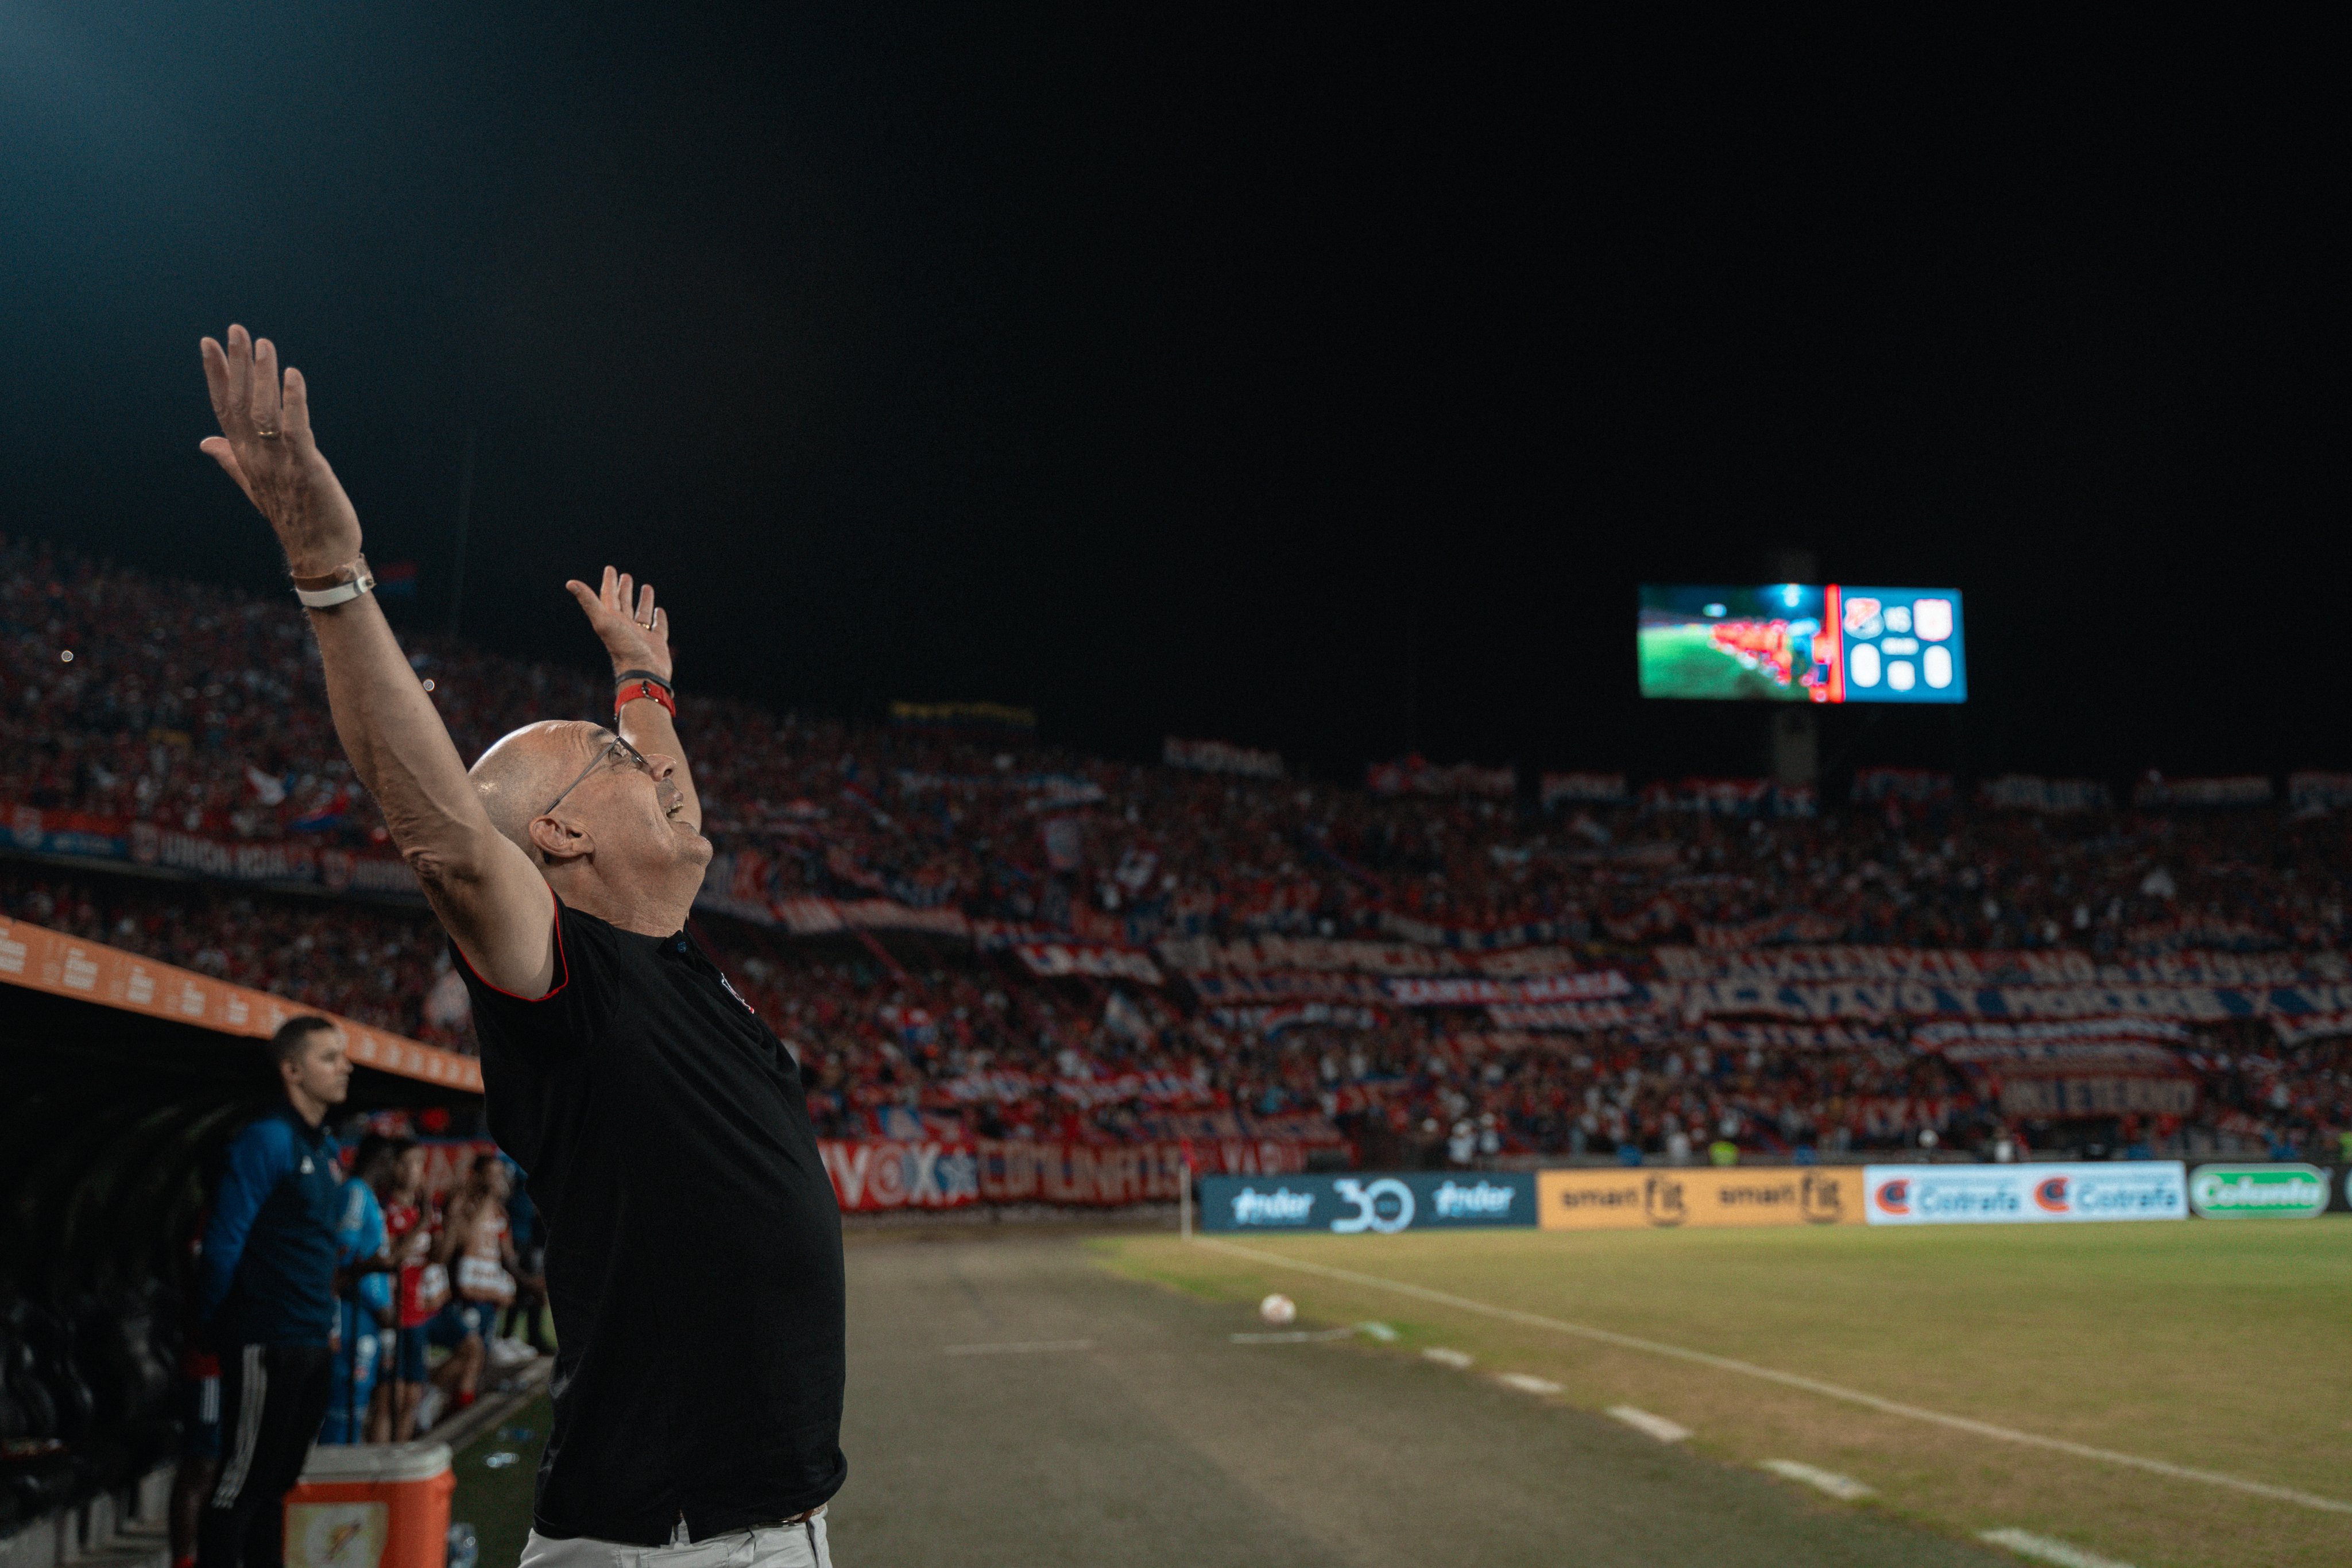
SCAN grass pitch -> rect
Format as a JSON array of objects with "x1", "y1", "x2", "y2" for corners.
[
  {"x1": 447, "y1": 1393, "x2": 551, "y2": 1568},
  {"x1": 1104, "y1": 1220, "x2": 2352, "y2": 1568}
]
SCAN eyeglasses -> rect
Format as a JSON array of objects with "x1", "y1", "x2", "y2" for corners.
[{"x1": 540, "y1": 733, "x2": 652, "y2": 818}]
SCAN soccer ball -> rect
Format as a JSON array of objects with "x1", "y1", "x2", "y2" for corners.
[{"x1": 1259, "y1": 1293, "x2": 1297, "y2": 1326}]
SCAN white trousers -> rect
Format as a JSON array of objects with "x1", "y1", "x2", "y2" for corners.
[{"x1": 517, "y1": 1512, "x2": 830, "y2": 1568}]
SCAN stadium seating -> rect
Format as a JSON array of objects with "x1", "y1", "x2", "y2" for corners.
[{"x1": 5, "y1": 535, "x2": 2350, "y2": 1173}]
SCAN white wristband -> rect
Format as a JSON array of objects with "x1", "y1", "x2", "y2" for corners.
[{"x1": 293, "y1": 555, "x2": 376, "y2": 609}]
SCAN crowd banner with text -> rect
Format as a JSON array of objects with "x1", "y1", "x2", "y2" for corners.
[
  {"x1": 1199, "y1": 1171, "x2": 1536, "y2": 1233},
  {"x1": 5, "y1": 802, "x2": 420, "y2": 897},
  {"x1": 2131, "y1": 775, "x2": 2274, "y2": 808},
  {"x1": 1652, "y1": 946, "x2": 2341, "y2": 988},
  {"x1": 1011, "y1": 940, "x2": 1165, "y2": 986},
  {"x1": 2187, "y1": 1164, "x2": 2331, "y2": 1219},
  {"x1": 1979, "y1": 775, "x2": 2113, "y2": 814},
  {"x1": 818, "y1": 1139, "x2": 1322, "y2": 1211},
  {"x1": 1850, "y1": 768, "x2": 1955, "y2": 803},
  {"x1": 887, "y1": 700, "x2": 1036, "y2": 730},
  {"x1": 1643, "y1": 978, "x2": 2352, "y2": 1024},
  {"x1": 1640, "y1": 777, "x2": 1816, "y2": 819},
  {"x1": 1862, "y1": 1163, "x2": 2186, "y2": 1225},
  {"x1": 1365, "y1": 758, "x2": 1518, "y2": 799},
  {"x1": 1385, "y1": 971, "x2": 1631, "y2": 1006},
  {"x1": 1538, "y1": 772, "x2": 1630, "y2": 808},
  {"x1": 1163, "y1": 737, "x2": 1285, "y2": 779},
  {"x1": 1536, "y1": 1167, "x2": 1865, "y2": 1230},
  {"x1": 817, "y1": 1140, "x2": 981, "y2": 1212},
  {"x1": 1158, "y1": 934, "x2": 1597, "y2": 979}
]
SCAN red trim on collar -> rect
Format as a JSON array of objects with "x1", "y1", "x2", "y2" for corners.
[{"x1": 453, "y1": 883, "x2": 571, "y2": 1003}]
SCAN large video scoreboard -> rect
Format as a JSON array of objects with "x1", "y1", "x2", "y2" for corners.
[{"x1": 1638, "y1": 584, "x2": 1966, "y2": 704}]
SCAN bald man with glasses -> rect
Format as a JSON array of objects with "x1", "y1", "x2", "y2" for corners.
[{"x1": 199, "y1": 327, "x2": 845, "y2": 1567}]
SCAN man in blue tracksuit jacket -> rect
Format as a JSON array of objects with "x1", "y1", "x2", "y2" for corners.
[{"x1": 197, "y1": 1015, "x2": 353, "y2": 1568}]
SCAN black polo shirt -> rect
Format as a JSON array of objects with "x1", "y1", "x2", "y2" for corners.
[{"x1": 455, "y1": 893, "x2": 845, "y2": 1544}]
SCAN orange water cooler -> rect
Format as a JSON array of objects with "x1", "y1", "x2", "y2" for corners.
[{"x1": 284, "y1": 1441, "x2": 455, "y2": 1568}]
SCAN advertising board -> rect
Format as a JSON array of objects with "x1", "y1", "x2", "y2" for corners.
[
  {"x1": 1198, "y1": 1172, "x2": 1536, "y2": 1234},
  {"x1": 2187, "y1": 1164, "x2": 2330, "y2": 1219},
  {"x1": 1862, "y1": 1163, "x2": 2185, "y2": 1225},
  {"x1": 1537, "y1": 1167, "x2": 1866, "y2": 1230},
  {"x1": 817, "y1": 1140, "x2": 981, "y2": 1213}
]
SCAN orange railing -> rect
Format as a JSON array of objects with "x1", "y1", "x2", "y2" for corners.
[{"x1": 0, "y1": 913, "x2": 481, "y2": 1093}]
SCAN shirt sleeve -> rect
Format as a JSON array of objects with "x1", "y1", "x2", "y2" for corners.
[
  {"x1": 450, "y1": 889, "x2": 611, "y2": 1060},
  {"x1": 199, "y1": 1117, "x2": 296, "y2": 1324}
]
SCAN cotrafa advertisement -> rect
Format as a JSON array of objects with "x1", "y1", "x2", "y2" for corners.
[{"x1": 1862, "y1": 1163, "x2": 2186, "y2": 1225}]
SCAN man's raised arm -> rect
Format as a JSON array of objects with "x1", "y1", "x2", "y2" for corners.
[
  {"x1": 199, "y1": 326, "x2": 555, "y2": 996},
  {"x1": 565, "y1": 567, "x2": 701, "y2": 834}
]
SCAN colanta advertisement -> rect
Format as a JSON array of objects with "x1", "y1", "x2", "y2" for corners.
[
  {"x1": 1198, "y1": 1172, "x2": 1537, "y2": 1233},
  {"x1": 2187, "y1": 1164, "x2": 2331, "y2": 1219},
  {"x1": 1537, "y1": 1167, "x2": 1865, "y2": 1230},
  {"x1": 1863, "y1": 1163, "x2": 2186, "y2": 1225}
]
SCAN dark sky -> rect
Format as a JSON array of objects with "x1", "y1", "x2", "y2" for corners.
[{"x1": 1, "y1": 9, "x2": 2339, "y2": 786}]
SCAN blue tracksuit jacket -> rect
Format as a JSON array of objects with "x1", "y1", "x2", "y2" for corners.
[{"x1": 198, "y1": 1104, "x2": 343, "y2": 1346}]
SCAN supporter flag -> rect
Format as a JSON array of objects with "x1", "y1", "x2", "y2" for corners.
[
  {"x1": 373, "y1": 560, "x2": 420, "y2": 598},
  {"x1": 291, "y1": 782, "x2": 354, "y2": 832}
]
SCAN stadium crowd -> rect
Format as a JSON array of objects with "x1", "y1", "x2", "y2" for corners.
[{"x1": 5, "y1": 536, "x2": 2350, "y2": 1163}]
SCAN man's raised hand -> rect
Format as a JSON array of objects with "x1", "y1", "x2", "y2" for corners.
[
  {"x1": 565, "y1": 566, "x2": 675, "y2": 685},
  {"x1": 199, "y1": 325, "x2": 363, "y2": 579}
]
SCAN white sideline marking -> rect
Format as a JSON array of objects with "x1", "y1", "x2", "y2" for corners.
[
  {"x1": 1194, "y1": 1237, "x2": 2352, "y2": 1516},
  {"x1": 1761, "y1": 1459, "x2": 1873, "y2": 1500},
  {"x1": 1978, "y1": 1528, "x2": 2135, "y2": 1568},
  {"x1": 1422, "y1": 1347, "x2": 1475, "y2": 1369},
  {"x1": 1607, "y1": 1404, "x2": 1690, "y2": 1443},
  {"x1": 1231, "y1": 1326, "x2": 1360, "y2": 1344},
  {"x1": 1359, "y1": 1321, "x2": 1400, "y2": 1342},
  {"x1": 941, "y1": 1339, "x2": 1094, "y2": 1356},
  {"x1": 1498, "y1": 1373, "x2": 1564, "y2": 1396}
]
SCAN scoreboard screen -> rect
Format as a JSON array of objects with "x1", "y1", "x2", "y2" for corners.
[{"x1": 1638, "y1": 584, "x2": 1966, "y2": 704}]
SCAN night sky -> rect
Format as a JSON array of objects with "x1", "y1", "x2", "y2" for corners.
[{"x1": 2, "y1": 9, "x2": 2338, "y2": 787}]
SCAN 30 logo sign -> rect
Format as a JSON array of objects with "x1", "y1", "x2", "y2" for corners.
[
  {"x1": 1200, "y1": 1172, "x2": 1535, "y2": 1233},
  {"x1": 1330, "y1": 1177, "x2": 1417, "y2": 1233}
]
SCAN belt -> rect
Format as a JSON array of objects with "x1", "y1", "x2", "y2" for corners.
[{"x1": 738, "y1": 1508, "x2": 823, "y2": 1531}]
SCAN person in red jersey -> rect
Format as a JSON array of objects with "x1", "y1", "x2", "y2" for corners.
[
  {"x1": 370, "y1": 1140, "x2": 440, "y2": 1442},
  {"x1": 198, "y1": 328, "x2": 843, "y2": 1567}
]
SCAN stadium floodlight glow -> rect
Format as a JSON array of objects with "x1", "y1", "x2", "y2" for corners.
[{"x1": 1637, "y1": 584, "x2": 1967, "y2": 703}]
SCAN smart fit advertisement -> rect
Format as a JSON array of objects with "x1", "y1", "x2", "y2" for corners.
[{"x1": 1535, "y1": 1168, "x2": 1866, "y2": 1230}]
